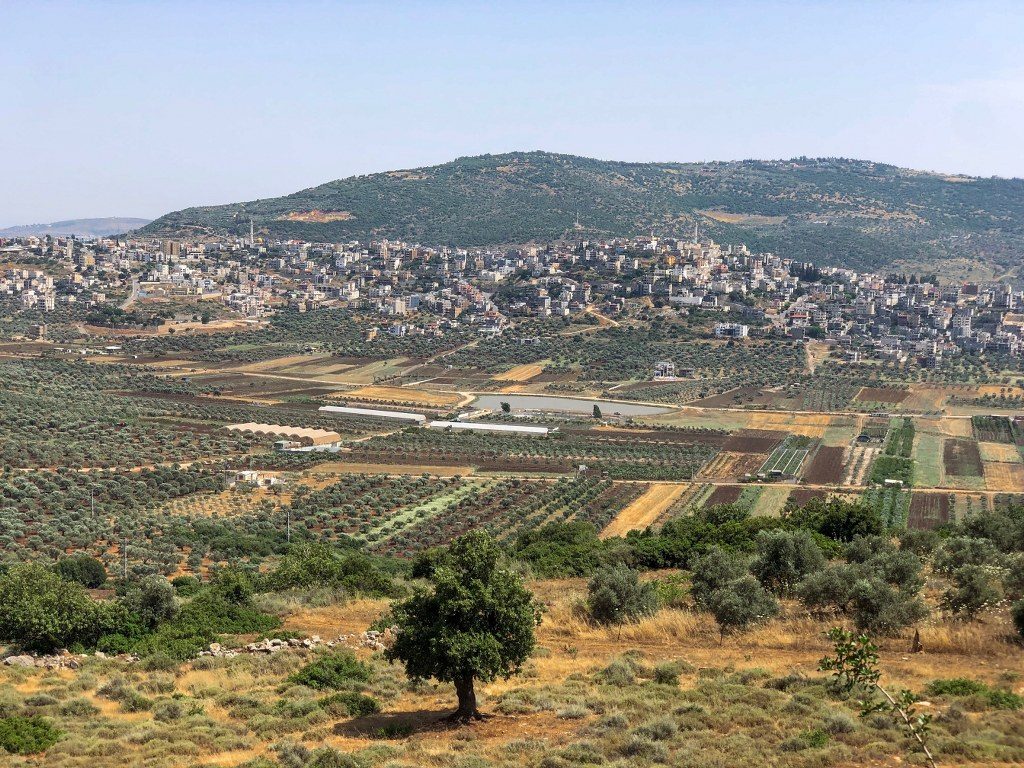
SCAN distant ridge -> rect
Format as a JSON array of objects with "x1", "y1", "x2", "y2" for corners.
[
  {"x1": 141, "y1": 151, "x2": 1024, "y2": 271},
  {"x1": 0, "y1": 217, "x2": 152, "y2": 238}
]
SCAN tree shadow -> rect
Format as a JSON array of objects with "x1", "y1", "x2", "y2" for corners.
[{"x1": 332, "y1": 708, "x2": 464, "y2": 738}]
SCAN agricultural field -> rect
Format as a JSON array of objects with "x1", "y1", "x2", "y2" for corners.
[
  {"x1": 907, "y1": 492, "x2": 954, "y2": 530},
  {"x1": 337, "y1": 428, "x2": 721, "y2": 480},
  {"x1": 943, "y1": 438, "x2": 986, "y2": 478},
  {"x1": 600, "y1": 483, "x2": 687, "y2": 538},
  {"x1": 854, "y1": 386, "x2": 910, "y2": 404},
  {"x1": 338, "y1": 385, "x2": 463, "y2": 408},
  {"x1": 698, "y1": 451, "x2": 767, "y2": 480},
  {"x1": 757, "y1": 436, "x2": 814, "y2": 478},
  {"x1": 861, "y1": 486, "x2": 911, "y2": 529},
  {"x1": 801, "y1": 445, "x2": 846, "y2": 484},
  {"x1": 972, "y1": 414, "x2": 1016, "y2": 444},
  {"x1": 841, "y1": 445, "x2": 879, "y2": 486}
]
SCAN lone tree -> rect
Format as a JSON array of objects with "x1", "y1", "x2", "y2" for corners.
[
  {"x1": 386, "y1": 530, "x2": 541, "y2": 721},
  {"x1": 592, "y1": 404, "x2": 602, "y2": 419}
]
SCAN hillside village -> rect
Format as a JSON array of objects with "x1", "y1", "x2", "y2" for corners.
[{"x1": 2, "y1": 229, "x2": 1022, "y2": 364}]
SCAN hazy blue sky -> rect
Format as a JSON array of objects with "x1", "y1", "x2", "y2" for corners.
[{"x1": 2, "y1": 1, "x2": 1023, "y2": 226}]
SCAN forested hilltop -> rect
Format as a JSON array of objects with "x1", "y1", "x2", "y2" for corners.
[{"x1": 141, "y1": 151, "x2": 1024, "y2": 272}]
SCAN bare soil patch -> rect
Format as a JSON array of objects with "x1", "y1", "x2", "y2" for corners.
[
  {"x1": 802, "y1": 446, "x2": 846, "y2": 484},
  {"x1": 855, "y1": 386, "x2": 910, "y2": 404},
  {"x1": 722, "y1": 429, "x2": 786, "y2": 453},
  {"x1": 943, "y1": 438, "x2": 985, "y2": 477},
  {"x1": 705, "y1": 484, "x2": 743, "y2": 506},
  {"x1": 908, "y1": 493, "x2": 952, "y2": 530}
]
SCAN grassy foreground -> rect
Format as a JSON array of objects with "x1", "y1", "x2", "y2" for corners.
[{"x1": 3, "y1": 576, "x2": 1022, "y2": 768}]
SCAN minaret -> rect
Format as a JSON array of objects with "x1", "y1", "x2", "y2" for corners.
[
  {"x1": 249, "y1": 218, "x2": 255, "y2": 247},
  {"x1": 693, "y1": 220, "x2": 699, "y2": 243}
]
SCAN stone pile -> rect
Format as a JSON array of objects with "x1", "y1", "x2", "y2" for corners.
[
  {"x1": 199, "y1": 627, "x2": 397, "y2": 658},
  {"x1": 3, "y1": 650, "x2": 139, "y2": 669}
]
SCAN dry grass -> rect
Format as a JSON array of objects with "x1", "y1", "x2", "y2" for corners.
[
  {"x1": 985, "y1": 461, "x2": 1024, "y2": 492},
  {"x1": 979, "y1": 441, "x2": 1022, "y2": 463},
  {"x1": 745, "y1": 412, "x2": 831, "y2": 438},
  {"x1": 492, "y1": 363, "x2": 544, "y2": 382},
  {"x1": 600, "y1": 483, "x2": 686, "y2": 538},
  {"x1": 343, "y1": 385, "x2": 461, "y2": 407}
]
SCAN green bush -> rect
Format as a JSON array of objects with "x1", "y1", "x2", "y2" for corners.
[
  {"x1": 290, "y1": 652, "x2": 372, "y2": 690},
  {"x1": 0, "y1": 715, "x2": 62, "y2": 754},
  {"x1": 927, "y1": 678, "x2": 988, "y2": 697},
  {"x1": 926, "y1": 678, "x2": 1023, "y2": 710},
  {"x1": 586, "y1": 565, "x2": 658, "y2": 625},
  {"x1": 1014, "y1": 600, "x2": 1024, "y2": 639},
  {"x1": 54, "y1": 554, "x2": 107, "y2": 588},
  {"x1": 0, "y1": 563, "x2": 102, "y2": 652},
  {"x1": 171, "y1": 575, "x2": 201, "y2": 596},
  {"x1": 319, "y1": 691, "x2": 381, "y2": 717}
]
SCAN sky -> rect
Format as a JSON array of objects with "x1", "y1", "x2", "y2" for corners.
[{"x1": 2, "y1": 0, "x2": 1023, "y2": 226}]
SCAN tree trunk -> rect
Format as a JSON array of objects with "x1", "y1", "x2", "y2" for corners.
[{"x1": 449, "y1": 674, "x2": 482, "y2": 721}]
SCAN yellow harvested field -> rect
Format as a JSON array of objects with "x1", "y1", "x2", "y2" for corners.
[
  {"x1": 919, "y1": 416, "x2": 973, "y2": 438},
  {"x1": 985, "y1": 462, "x2": 1024, "y2": 492},
  {"x1": 343, "y1": 385, "x2": 462, "y2": 407},
  {"x1": 493, "y1": 362, "x2": 544, "y2": 382},
  {"x1": 232, "y1": 353, "x2": 328, "y2": 372},
  {"x1": 601, "y1": 483, "x2": 687, "y2": 539},
  {"x1": 979, "y1": 442, "x2": 1022, "y2": 463},
  {"x1": 745, "y1": 412, "x2": 831, "y2": 437}
]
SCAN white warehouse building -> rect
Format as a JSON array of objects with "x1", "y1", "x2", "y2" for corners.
[{"x1": 319, "y1": 405, "x2": 426, "y2": 424}]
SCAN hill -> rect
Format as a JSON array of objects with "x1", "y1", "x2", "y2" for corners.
[
  {"x1": 0, "y1": 217, "x2": 151, "y2": 238},
  {"x1": 141, "y1": 152, "x2": 1024, "y2": 273}
]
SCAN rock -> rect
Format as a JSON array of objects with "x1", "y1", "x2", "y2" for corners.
[
  {"x1": 94, "y1": 651, "x2": 107, "y2": 659},
  {"x1": 4, "y1": 655, "x2": 35, "y2": 668},
  {"x1": 209, "y1": 642, "x2": 222, "y2": 653}
]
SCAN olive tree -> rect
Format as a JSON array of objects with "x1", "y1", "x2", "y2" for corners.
[
  {"x1": 386, "y1": 531, "x2": 541, "y2": 721},
  {"x1": 586, "y1": 565, "x2": 658, "y2": 625}
]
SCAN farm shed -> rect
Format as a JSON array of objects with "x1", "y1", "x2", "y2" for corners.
[
  {"x1": 319, "y1": 405, "x2": 426, "y2": 423},
  {"x1": 428, "y1": 420, "x2": 550, "y2": 436},
  {"x1": 225, "y1": 423, "x2": 342, "y2": 446}
]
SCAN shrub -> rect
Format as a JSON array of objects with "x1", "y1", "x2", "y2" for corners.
[
  {"x1": 54, "y1": 554, "x2": 107, "y2": 588},
  {"x1": 319, "y1": 691, "x2": 381, "y2": 717},
  {"x1": 927, "y1": 678, "x2": 988, "y2": 697},
  {"x1": 927, "y1": 678, "x2": 1024, "y2": 710},
  {"x1": 689, "y1": 547, "x2": 748, "y2": 609},
  {"x1": 306, "y1": 747, "x2": 362, "y2": 768},
  {"x1": 1014, "y1": 600, "x2": 1024, "y2": 640},
  {"x1": 652, "y1": 662, "x2": 682, "y2": 686},
  {"x1": 58, "y1": 698, "x2": 99, "y2": 717},
  {"x1": 512, "y1": 522, "x2": 607, "y2": 577},
  {"x1": 707, "y1": 575, "x2": 779, "y2": 636},
  {"x1": 0, "y1": 715, "x2": 62, "y2": 755},
  {"x1": 751, "y1": 529, "x2": 824, "y2": 596},
  {"x1": 264, "y1": 543, "x2": 396, "y2": 596},
  {"x1": 119, "y1": 576, "x2": 178, "y2": 630},
  {"x1": 171, "y1": 575, "x2": 201, "y2": 596},
  {"x1": 586, "y1": 565, "x2": 658, "y2": 625},
  {"x1": 0, "y1": 563, "x2": 102, "y2": 652},
  {"x1": 290, "y1": 652, "x2": 371, "y2": 690},
  {"x1": 934, "y1": 536, "x2": 1001, "y2": 575},
  {"x1": 823, "y1": 712, "x2": 856, "y2": 734},
  {"x1": 942, "y1": 565, "x2": 1003, "y2": 619}
]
